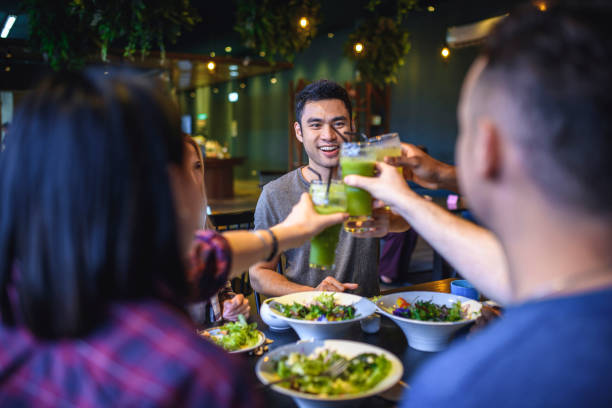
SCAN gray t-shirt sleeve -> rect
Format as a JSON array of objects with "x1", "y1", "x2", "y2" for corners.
[{"x1": 254, "y1": 185, "x2": 281, "y2": 231}]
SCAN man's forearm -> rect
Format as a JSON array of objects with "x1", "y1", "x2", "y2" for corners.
[
  {"x1": 249, "y1": 263, "x2": 313, "y2": 297},
  {"x1": 391, "y1": 190, "x2": 512, "y2": 304},
  {"x1": 438, "y1": 164, "x2": 459, "y2": 192}
]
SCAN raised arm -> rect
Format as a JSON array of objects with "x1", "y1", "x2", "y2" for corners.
[{"x1": 344, "y1": 162, "x2": 512, "y2": 304}]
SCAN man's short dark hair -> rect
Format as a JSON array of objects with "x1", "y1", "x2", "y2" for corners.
[
  {"x1": 479, "y1": 1, "x2": 612, "y2": 216},
  {"x1": 295, "y1": 80, "x2": 353, "y2": 127}
]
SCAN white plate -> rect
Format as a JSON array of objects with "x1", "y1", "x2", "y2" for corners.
[
  {"x1": 256, "y1": 339, "x2": 403, "y2": 408},
  {"x1": 200, "y1": 328, "x2": 266, "y2": 354},
  {"x1": 375, "y1": 291, "x2": 481, "y2": 352},
  {"x1": 264, "y1": 291, "x2": 377, "y2": 340}
]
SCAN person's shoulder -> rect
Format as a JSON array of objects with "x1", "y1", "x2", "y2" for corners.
[{"x1": 261, "y1": 169, "x2": 303, "y2": 194}]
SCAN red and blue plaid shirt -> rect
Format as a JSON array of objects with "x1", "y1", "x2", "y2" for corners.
[{"x1": 0, "y1": 230, "x2": 261, "y2": 407}]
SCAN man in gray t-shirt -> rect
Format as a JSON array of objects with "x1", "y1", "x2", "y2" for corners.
[{"x1": 249, "y1": 80, "x2": 396, "y2": 298}]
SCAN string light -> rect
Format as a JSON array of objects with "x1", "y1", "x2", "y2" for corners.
[
  {"x1": 427, "y1": 6, "x2": 435, "y2": 12},
  {"x1": 207, "y1": 61, "x2": 216, "y2": 71},
  {"x1": 299, "y1": 17, "x2": 309, "y2": 28},
  {"x1": 354, "y1": 42, "x2": 364, "y2": 54},
  {"x1": 441, "y1": 47, "x2": 450, "y2": 59},
  {"x1": 225, "y1": 46, "x2": 232, "y2": 53}
]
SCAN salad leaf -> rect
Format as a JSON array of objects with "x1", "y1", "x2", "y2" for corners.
[{"x1": 388, "y1": 298, "x2": 466, "y2": 322}]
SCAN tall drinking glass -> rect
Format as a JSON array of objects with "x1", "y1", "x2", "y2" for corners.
[
  {"x1": 369, "y1": 133, "x2": 402, "y2": 174},
  {"x1": 340, "y1": 141, "x2": 376, "y2": 232},
  {"x1": 369, "y1": 132, "x2": 402, "y2": 210},
  {"x1": 309, "y1": 180, "x2": 347, "y2": 270}
]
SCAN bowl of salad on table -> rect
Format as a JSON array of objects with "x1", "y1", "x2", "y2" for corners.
[
  {"x1": 263, "y1": 292, "x2": 377, "y2": 340},
  {"x1": 375, "y1": 291, "x2": 482, "y2": 352},
  {"x1": 256, "y1": 339, "x2": 403, "y2": 408}
]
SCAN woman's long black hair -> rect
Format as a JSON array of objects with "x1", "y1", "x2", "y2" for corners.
[{"x1": 0, "y1": 69, "x2": 187, "y2": 338}]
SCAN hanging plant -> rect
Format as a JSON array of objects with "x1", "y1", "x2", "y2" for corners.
[
  {"x1": 23, "y1": 0, "x2": 201, "y2": 70},
  {"x1": 234, "y1": 0, "x2": 321, "y2": 62},
  {"x1": 345, "y1": 0, "x2": 417, "y2": 87}
]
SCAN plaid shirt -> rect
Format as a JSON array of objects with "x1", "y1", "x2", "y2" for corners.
[{"x1": 0, "y1": 230, "x2": 261, "y2": 407}]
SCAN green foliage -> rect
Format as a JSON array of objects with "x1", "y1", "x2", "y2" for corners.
[
  {"x1": 346, "y1": 0, "x2": 417, "y2": 87},
  {"x1": 234, "y1": 0, "x2": 321, "y2": 62},
  {"x1": 23, "y1": 0, "x2": 201, "y2": 70}
]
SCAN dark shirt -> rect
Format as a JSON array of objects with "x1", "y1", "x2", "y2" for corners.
[
  {"x1": 403, "y1": 287, "x2": 612, "y2": 408},
  {"x1": 0, "y1": 230, "x2": 260, "y2": 407}
]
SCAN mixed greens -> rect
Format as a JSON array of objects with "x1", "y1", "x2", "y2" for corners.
[
  {"x1": 385, "y1": 297, "x2": 465, "y2": 322},
  {"x1": 274, "y1": 350, "x2": 391, "y2": 396},
  {"x1": 200, "y1": 315, "x2": 261, "y2": 352},
  {"x1": 270, "y1": 293, "x2": 357, "y2": 321}
]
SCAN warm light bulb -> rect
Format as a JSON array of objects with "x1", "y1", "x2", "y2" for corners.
[
  {"x1": 427, "y1": 6, "x2": 435, "y2": 12},
  {"x1": 270, "y1": 77, "x2": 278, "y2": 84},
  {"x1": 441, "y1": 47, "x2": 450, "y2": 58},
  {"x1": 354, "y1": 42, "x2": 364, "y2": 54},
  {"x1": 299, "y1": 17, "x2": 309, "y2": 28},
  {"x1": 537, "y1": 2, "x2": 547, "y2": 11},
  {"x1": 225, "y1": 46, "x2": 232, "y2": 53},
  {"x1": 259, "y1": 51, "x2": 266, "y2": 57},
  {"x1": 207, "y1": 61, "x2": 216, "y2": 71}
]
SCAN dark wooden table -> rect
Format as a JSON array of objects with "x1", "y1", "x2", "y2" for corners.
[{"x1": 241, "y1": 278, "x2": 460, "y2": 407}]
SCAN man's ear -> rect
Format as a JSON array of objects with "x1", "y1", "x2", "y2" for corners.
[
  {"x1": 475, "y1": 118, "x2": 502, "y2": 180},
  {"x1": 294, "y1": 121, "x2": 303, "y2": 143}
]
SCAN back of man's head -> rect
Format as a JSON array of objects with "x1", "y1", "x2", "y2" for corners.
[
  {"x1": 295, "y1": 80, "x2": 352, "y2": 126},
  {"x1": 476, "y1": 1, "x2": 612, "y2": 218}
]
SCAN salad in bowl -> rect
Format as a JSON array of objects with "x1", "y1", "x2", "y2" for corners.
[{"x1": 263, "y1": 292, "x2": 376, "y2": 340}]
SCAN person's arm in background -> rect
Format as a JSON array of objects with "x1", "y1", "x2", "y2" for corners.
[
  {"x1": 249, "y1": 189, "x2": 357, "y2": 296},
  {"x1": 387, "y1": 143, "x2": 459, "y2": 193},
  {"x1": 344, "y1": 162, "x2": 512, "y2": 304},
  {"x1": 189, "y1": 193, "x2": 348, "y2": 301}
]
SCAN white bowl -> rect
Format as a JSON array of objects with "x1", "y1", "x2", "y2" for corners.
[
  {"x1": 256, "y1": 339, "x2": 403, "y2": 408},
  {"x1": 375, "y1": 291, "x2": 482, "y2": 352},
  {"x1": 260, "y1": 301, "x2": 291, "y2": 331},
  {"x1": 264, "y1": 291, "x2": 377, "y2": 340}
]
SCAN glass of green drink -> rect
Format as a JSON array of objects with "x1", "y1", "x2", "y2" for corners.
[
  {"x1": 369, "y1": 133, "x2": 401, "y2": 170},
  {"x1": 340, "y1": 140, "x2": 376, "y2": 232},
  {"x1": 308, "y1": 180, "x2": 347, "y2": 270}
]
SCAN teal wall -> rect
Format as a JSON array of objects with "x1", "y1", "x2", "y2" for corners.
[{"x1": 179, "y1": 0, "x2": 519, "y2": 178}]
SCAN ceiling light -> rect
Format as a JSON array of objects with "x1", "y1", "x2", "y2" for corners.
[
  {"x1": 210, "y1": 51, "x2": 216, "y2": 57},
  {"x1": 240, "y1": 83, "x2": 247, "y2": 89},
  {"x1": 229, "y1": 65, "x2": 238, "y2": 71},
  {"x1": 228, "y1": 92, "x2": 239, "y2": 102},
  {"x1": 441, "y1": 47, "x2": 450, "y2": 58},
  {"x1": 427, "y1": 6, "x2": 435, "y2": 12},
  {"x1": 354, "y1": 42, "x2": 364, "y2": 54},
  {"x1": 328, "y1": 33, "x2": 334, "y2": 38},
  {"x1": 225, "y1": 46, "x2": 232, "y2": 53},
  {"x1": 259, "y1": 51, "x2": 266, "y2": 57},
  {"x1": 270, "y1": 76, "x2": 278, "y2": 84},
  {"x1": 1, "y1": 15, "x2": 17, "y2": 39},
  {"x1": 207, "y1": 61, "x2": 216, "y2": 71},
  {"x1": 299, "y1": 17, "x2": 309, "y2": 28},
  {"x1": 230, "y1": 71, "x2": 239, "y2": 77}
]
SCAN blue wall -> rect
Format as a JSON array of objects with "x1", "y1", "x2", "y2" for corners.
[{"x1": 179, "y1": 0, "x2": 520, "y2": 178}]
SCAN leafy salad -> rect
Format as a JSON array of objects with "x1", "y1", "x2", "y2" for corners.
[
  {"x1": 199, "y1": 315, "x2": 261, "y2": 352},
  {"x1": 270, "y1": 293, "x2": 357, "y2": 322},
  {"x1": 274, "y1": 350, "x2": 391, "y2": 396},
  {"x1": 382, "y1": 297, "x2": 470, "y2": 322}
]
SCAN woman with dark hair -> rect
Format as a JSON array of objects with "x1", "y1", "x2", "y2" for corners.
[
  {"x1": 0, "y1": 70, "x2": 346, "y2": 406},
  {"x1": 182, "y1": 136, "x2": 250, "y2": 323}
]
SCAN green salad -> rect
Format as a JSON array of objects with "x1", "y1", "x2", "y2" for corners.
[
  {"x1": 200, "y1": 315, "x2": 261, "y2": 352},
  {"x1": 270, "y1": 293, "x2": 356, "y2": 322},
  {"x1": 274, "y1": 350, "x2": 391, "y2": 396},
  {"x1": 381, "y1": 297, "x2": 471, "y2": 322}
]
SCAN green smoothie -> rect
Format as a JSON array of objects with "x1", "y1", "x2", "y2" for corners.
[
  {"x1": 309, "y1": 205, "x2": 345, "y2": 269},
  {"x1": 340, "y1": 157, "x2": 375, "y2": 216}
]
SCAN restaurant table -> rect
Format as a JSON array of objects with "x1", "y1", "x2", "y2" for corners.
[{"x1": 240, "y1": 278, "x2": 462, "y2": 407}]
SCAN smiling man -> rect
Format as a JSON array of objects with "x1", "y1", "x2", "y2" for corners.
[{"x1": 250, "y1": 80, "x2": 382, "y2": 297}]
